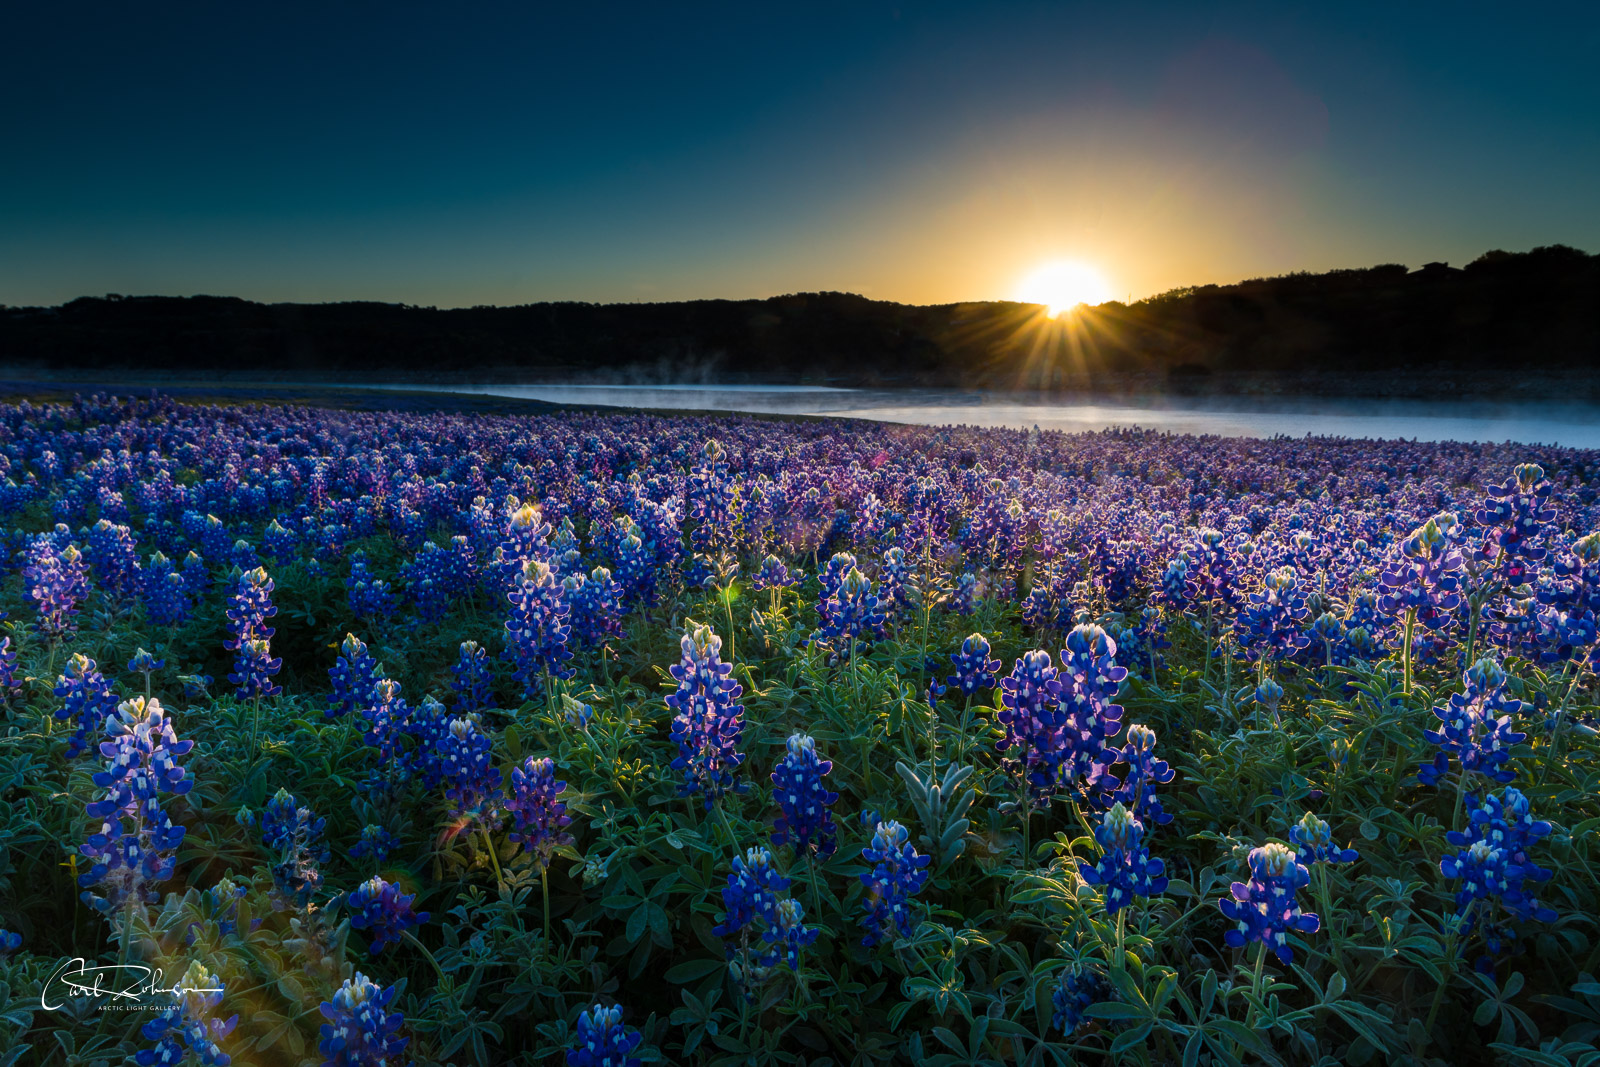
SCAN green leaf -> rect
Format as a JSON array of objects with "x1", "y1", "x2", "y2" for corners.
[{"x1": 662, "y1": 958, "x2": 726, "y2": 983}]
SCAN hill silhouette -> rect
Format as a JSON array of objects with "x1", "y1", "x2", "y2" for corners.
[{"x1": 2, "y1": 245, "x2": 1595, "y2": 400}]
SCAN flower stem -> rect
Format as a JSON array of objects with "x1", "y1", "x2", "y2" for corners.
[
  {"x1": 481, "y1": 827, "x2": 505, "y2": 892},
  {"x1": 1245, "y1": 941, "x2": 1267, "y2": 1029},
  {"x1": 541, "y1": 865, "x2": 551, "y2": 943},
  {"x1": 1402, "y1": 608, "x2": 1417, "y2": 696},
  {"x1": 403, "y1": 928, "x2": 447, "y2": 982}
]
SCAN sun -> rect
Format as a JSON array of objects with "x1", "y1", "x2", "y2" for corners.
[{"x1": 1015, "y1": 260, "x2": 1114, "y2": 317}]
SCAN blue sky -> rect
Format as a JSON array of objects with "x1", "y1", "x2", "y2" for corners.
[{"x1": 2, "y1": 1, "x2": 1595, "y2": 307}]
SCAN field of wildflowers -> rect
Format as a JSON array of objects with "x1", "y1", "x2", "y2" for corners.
[{"x1": 0, "y1": 393, "x2": 1597, "y2": 1066}]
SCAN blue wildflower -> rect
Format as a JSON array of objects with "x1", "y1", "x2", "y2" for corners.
[
  {"x1": 947, "y1": 632, "x2": 1001, "y2": 700},
  {"x1": 504, "y1": 559, "x2": 575, "y2": 696},
  {"x1": 54, "y1": 653, "x2": 121, "y2": 760},
  {"x1": 667, "y1": 626, "x2": 747, "y2": 809},
  {"x1": 345, "y1": 876, "x2": 428, "y2": 953},
  {"x1": 317, "y1": 972, "x2": 409, "y2": 1067},
  {"x1": 450, "y1": 640, "x2": 495, "y2": 712},
  {"x1": 1076, "y1": 803, "x2": 1168, "y2": 915},
  {"x1": 858, "y1": 819, "x2": 931, "y2": 947},
  {"x1": 135, "y1": 961, "x2": 237, "y2": 1067},
  {"x1": 1289, "y1": 812, "x2": 1358, "y2": 866},
  {"x1": 1440, "y1": 786, "x2": 1555, "y2": 931},
  {"x1": 350, "y1": 824, "x2": 400, "y2": 865},
  {"x1": 1418, "y1": 658, "x2": 1528, "y2": 788},
  {"x1": 1112, "y1": 724, "x2": 1175, "y2": 826},
  {"x1": 566, "y1": 1003, "x2": 643, "y2": 1067},
  {"x1": 770, "y1": 733, "x2": 838, "y2": 859},
  {"x1": 328, "y1": 634, "x2": 382, "y2": 720},
  {"x1": 1218, "y1": 842, "x2": 1320, "y2": 964},
  {"x1": 1052, "y1": 966, "x2": 1112, "y2": 1036},
  {"x1": 506, "y1": 756, "x2": 574, "y2": 871},
  {"x1": 79, "y1": 697, "x2": 193, "y2": 916}
]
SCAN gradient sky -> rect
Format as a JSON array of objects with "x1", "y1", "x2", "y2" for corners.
[{"x1": 3, "y1": 2, "x2": 1596, "y2": 308}]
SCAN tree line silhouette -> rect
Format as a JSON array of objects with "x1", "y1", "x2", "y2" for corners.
[{"x1": 1, "y1": 245, "x2": 1594, "y2": 399}]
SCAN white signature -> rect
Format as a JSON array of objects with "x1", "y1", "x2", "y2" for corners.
[{"x1": 41, "y1": 959, "x2": 219, "y2": 1011}]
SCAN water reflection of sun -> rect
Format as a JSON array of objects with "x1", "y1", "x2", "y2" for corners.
[{"x1": 1015, "y1": 260, "x2": 1113, "y2": 317}]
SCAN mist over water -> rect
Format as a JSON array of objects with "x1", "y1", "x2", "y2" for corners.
[{"x1": 384, "y1": 383, "x2": 1600, "y2": 448}]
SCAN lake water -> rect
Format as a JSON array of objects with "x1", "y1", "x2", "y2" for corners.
[{"x1": 388, "y1": 383, "x2": 1600, "y2": 448}]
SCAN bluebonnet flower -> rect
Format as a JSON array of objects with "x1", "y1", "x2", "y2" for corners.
[
  {"x1": 762, "y1": 897, "x2": 819, "y2": 971},
  {"x1": 667, "y1": 626, "x2": 747, "y2": 809},
  {"x1": 494, "y1": 502, "x2": 552, "y2": 591},
  {"x1": 1185, "y1": 529, "x2": 1243, "y2": 614},
  {"x1": 24, "y1": 537, "x2": 88, "y2": 640},
  {"x1": 139, "y1": 552, "x2": 191, "y2": 627},
  {"x1": 54, "y1": 653, "x2": 121, "y2": 759},
  {"x1": 1235, "y1": 567, "x2": 1312, "y2": 662},
  {"x1": 1475, "y1": 464, "x2": 1556, "y2": 586},
  {"x1": 1246, "y1": 677, "x2": 1285, "y2": 723},
  {"x1": 1157, "y1": 555, "x2": 1192, "y2": 610},
  {"x1": 79, "y1": 697, "x2": 194, "y2": 917},
  {"x1": 1379, "y1": 515, "x2": 1465, "y2": 633},
  {"x1": 714, "y1": 846, "x2": 788, "y2": 946},
  {"x1": 506, "y1": 756, "x2": 574, "y2": 870},
  {"x1": 181, "y1": 551, "x2": 210, "y2": 602},
  {"x1": 566, "y1": 566, "x2": 625, "y2": 649},
  {"x1": 946, "y1": 570, "x2": 979, "y2": 616},
  {"x1": 505, "y1": 559, "x2": 575, "y2": 696},
  {"x1": 858, "y1": 819, "x2": 932, "y2": 947},
  {"x1": 563, "y1": 699, "x2": 595, "y2": 729},
  {"x1": 770, "y1": 733, "x2": 838, "y2": 859},
  {"x1": 1076, "y1": 803, "x2": 1168, "y2": 915},
  {"x1": 317, "y1": 972, "x2": 409, "y2": 1067},
  {"x1": 996, "y1": 650, "x2": 1064, "y2": 806},
  {"x1": 1289, "y1": 812, "x2": 1358, "y2": 867},
  {"x1": 135, "y1": 961, "x2": 237, "y2": 1067},
  {"x1": 567, "y1": 1003, "x2": 643, "y2": 1067},
  {"x1": 345, "y1": 876, "x2": 428, "y2": 953},
  {"x1": 946, "y1": 633, "x2": 1001, "y2": 700},
  {"x1": 399, "y1": 540, "x2": 460, "y2": 623},
  {"x1": 1309, "y1": 612, "x2": 1343, "y2": 665},
  {"x1": 229, "y1": 538, "x2": 260, "y2": 573},
  {"x1": 687, "y1": 438, "x2": 736, "y2": 553},
  {"x1": 263, "y1": 518, "x2": 298, "y2": 565},
  {"x1": 550, "y1": 516, "x2": 583, "y2": 577},
  {"x1": 179, "y1": 673, "x2": 213, "y2": 702},
  {"x1": 225, "y1": 567, "x2": 281, "y2": 700},
  {"x1": 1054, "y1": 624, "x2": 1128, "y2": 806},
  {"x1": 0, "y1": 929, "x2": 20, "y2": 955},
  {"x1": 1440, "y1": 786, "x2": 1554, "y2": 931},
  {"x1": 85, "y1": 518, "x2": 141, "y2": 601},
  {"x1": 1418, "y1": 658, "x2": 1528, "y2": 788},
  {"x1": 230, "y1": 638, "x2": 282, "y2": 702},
  {"x1": 361, "y1": 679, "x2": 410, "y2": 765},
  {"x1": 185, "y1": 877, "x2": 251, "y2": 944},
  {"x1": 438, "y1": 716, "x2": 502, "y2": 829},
  {"x1": 328, "y1": 633, "x2": 382, "y2": 720},
  {"x1": 127, "y1": 648, "x2": 164, "y2": 688},
  {"x1": 450, "y1": 640, "x2": 495, "y2": 712},
  {"x1": 815, "y1": 552, "x2": 857, "y2": 623},
  {"x1": 751, "y1": 553, "x2": 799, "y2": 593},
  {"x1": 877, "y1": 546, "x2": 911, "y2": 620},
  {"x1": 1218, "y1": 842, "x2": 1320, "y2": 964},
  {"x1": 346, "y1": 552, "x2": 395, "y2": 621},
  {"x1": 611, "y1": 520, "x2": 657, "y2": 610},
  {"x1": 815, "y1": 566, "x2": 886, "y2": 661},
  {"x1": 0, "y1": 636, "x2": 16, "y2": 705},
  {"x1": 255, "y1": 788, "x2": 329, "y2": 910},
  {"x1": 350, "y1": 824, "x2": 400, "y2": 865},
  {"x1": 1112, "y1": 724, "x2": 1175, "y2": 826},
  {"x1": 1052, "y1": 966, "x2": 1112, "y2": 1036}
]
